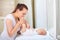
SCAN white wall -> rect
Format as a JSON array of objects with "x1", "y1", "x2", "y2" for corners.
[
  {"x1": 46, "y1": 0, "x2": 56, "y2": 39},
  {"x1": 0, "y1": 0, "x2": 15, "y2": 33},
  {"x1": 0, "y1": 0, "x2": 15, "y2": 16},
  {"x1": 56, "y1": 0, "x2": 60, "y2": 39},
  {"x1": 56, "y1": 0, "x2": 59, "y2": 39},
  {"x1": 34, "y1": 0, "x2": 47, "y2": 29},
  {"x1": 57, "y1": 0, "x2": 60, "y2": 35}
]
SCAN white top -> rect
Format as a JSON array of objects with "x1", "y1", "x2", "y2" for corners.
[{"x1": 1, "y1": 14, "x2": 19, "y2": 40}]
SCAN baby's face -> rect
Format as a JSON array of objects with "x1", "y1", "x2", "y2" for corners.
[{"x1": 37, "y1": 29, "x2": 47, "y2": 35}]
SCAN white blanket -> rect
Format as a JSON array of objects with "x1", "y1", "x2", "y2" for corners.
[
  {"x1": 15, "y1": 29, "x2": 54, "y2": 40},
  {"x1": 15, "y1": 34, "x2": 53, "y2": 40}
]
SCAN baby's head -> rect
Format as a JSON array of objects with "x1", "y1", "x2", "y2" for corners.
[{"x1": 36, "y1": 29, "x2": 47, "y2": 35}]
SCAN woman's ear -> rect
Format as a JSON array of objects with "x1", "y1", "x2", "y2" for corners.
[{"x1": 17, "y1": 9, "x2": 20, "y2": 12}]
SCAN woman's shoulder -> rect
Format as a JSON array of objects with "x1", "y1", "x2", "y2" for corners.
[{"x1": 4, "y1": 14, "x2": 13, "y2": 20}]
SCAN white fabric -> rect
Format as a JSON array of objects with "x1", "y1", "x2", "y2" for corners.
[
  {"x1": 15, "y1": 31, "x2": 54, "y2": 40},
  {"x1": 21, "y1": 28, "x2": 47, "y2": 36},
  {"x1": 0, "y1": 14, "x2": 19, "y2": 40},
  {"x1": 21, "y1": 28, "x2": 38, "y2": 36}
]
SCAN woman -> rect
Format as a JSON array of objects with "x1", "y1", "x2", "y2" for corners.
[{"x1": 1, "y1": 3, "x2": 28, "y2": 40}]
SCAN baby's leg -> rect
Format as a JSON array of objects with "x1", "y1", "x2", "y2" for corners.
[{"x1": 20, "y1": 24, "x2": 26, "y2": 33}]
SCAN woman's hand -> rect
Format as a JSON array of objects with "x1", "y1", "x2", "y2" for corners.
[
  {"x1": 19, "y1": 17, "x2": 30, "y2": 29},
  {"x1": 17, "y1": 17, "x2": 25, "y2": 26}
]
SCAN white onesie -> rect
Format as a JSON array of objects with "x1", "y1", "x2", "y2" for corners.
[{"x1": 21, "y1": 28, "x2": 38, "y2": 36}]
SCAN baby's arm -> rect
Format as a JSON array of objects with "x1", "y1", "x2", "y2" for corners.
[
  {"x1": 25, "y1": 20, "x2": 30, "y2": 29},
  {"x1": 17, "y1": 23, "x2": 27, "y2": 35},
  {"x1": 18, "y1": 18, "x2": 30, "y2": 33}
]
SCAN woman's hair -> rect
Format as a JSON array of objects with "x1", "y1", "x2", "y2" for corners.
[{"x1": 12, "y1": 3, "x2": 28, "y2": 13}]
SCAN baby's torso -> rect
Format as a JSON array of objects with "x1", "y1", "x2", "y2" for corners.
[{"x1": 21, "y1": 28, "x2": 38, "y2": 36}]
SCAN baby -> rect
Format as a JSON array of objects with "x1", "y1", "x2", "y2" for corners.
[
  {"x1": 17, "y1": 18, "x2": 47, "y2": 35},
  {"x1": 20, "y1": 23, "x2": 47, "y2": 35}
]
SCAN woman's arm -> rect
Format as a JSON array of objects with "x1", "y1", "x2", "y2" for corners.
[{"x1": 6, "y1": 19, "x2": 23, "y2": 37}]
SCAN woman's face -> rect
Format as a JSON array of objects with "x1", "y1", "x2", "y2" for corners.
[{"x1": 17, "y1": 8, "x2": 28, "y2": 18}]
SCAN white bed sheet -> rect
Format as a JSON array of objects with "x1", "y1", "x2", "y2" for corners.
[{"x1": 15, "y1": 32, "x2": 54, "y2": 40}]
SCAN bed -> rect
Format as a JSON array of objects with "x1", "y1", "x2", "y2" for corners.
[{"x1": 15, "y1": 31, "x2": 54, "y2": 40}]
